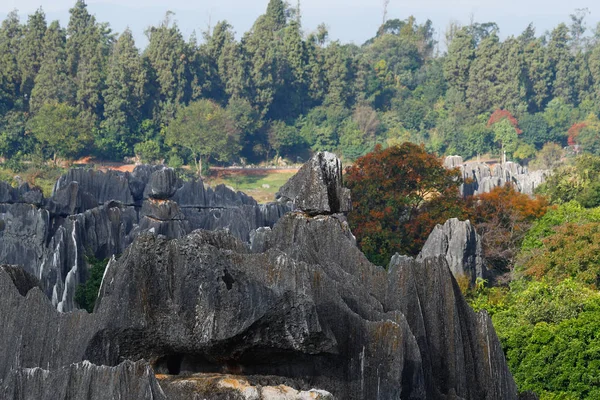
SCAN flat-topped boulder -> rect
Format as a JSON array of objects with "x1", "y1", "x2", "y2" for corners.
[{"x1": 277, "y1": 152, "x2": 351, "y2": 215}]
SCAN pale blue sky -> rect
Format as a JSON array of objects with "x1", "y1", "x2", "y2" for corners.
[{"x1": 1, "y1": 0, "x2": 599, "y2": 50}]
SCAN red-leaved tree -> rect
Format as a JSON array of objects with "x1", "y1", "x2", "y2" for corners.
[
  {"x1": 346, "y1": 143, "x2": 467, "y2": 266},
  {"x1": 567, "y1": 122, "x2": 587, "y2": 147},
  {"x1": 487, "y1": 109, "x2": 523, "y2": 134},
  {"x1": 466, "y1": 185, "x2": 548, "y2": 270}
]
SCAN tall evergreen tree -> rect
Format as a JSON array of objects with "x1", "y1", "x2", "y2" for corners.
[
  {"x1": 67, "y1": 0, "x2": 113, "y2": 117},
  {"x1": 0, "y1": 11, "x2": 23, "y2": 113},
  {"x1": 496, "y1": 37, "x2": 527, "y2": 112},
  {"x1": 143, "y1": 12, "x2": 193, "y2": 122},
  {"x1": 323, "y1": 42, "x2": 354, "y2": 108},
  {"x1": 443, "y1": 28, "x2": 475, "y2": 100},
  {"x1": 548, "y1": 24, "x2": 576, "y2": 105},
  {"x1": 101, "y1": 29, "x2": 146, "y2": 157},
  {"x1": 523, "y1": 38, "x2": 552, "y2": 112},
  {"x1": 304, "y1": 34, "x2": 326, "y2": 106},
  {"x1": 466, "y1": 33, "x2": 501, "y2": 114},
  {"x1": 17, "y1": 8, "x2": 47, "y2": 109},
  {"x1": 30, "y1": 21, "x2": 73, "y2": 112},
  {"x1": 589, "y1": 40, "x2": 600, "y2": 108},
  {"x1": 265, "y1": 0, "x2": 287, "y2": 31}
]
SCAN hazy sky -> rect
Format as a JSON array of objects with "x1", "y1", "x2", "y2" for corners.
[{"x1": 1, "y1": 0, "x2": 599, "y2": 50}]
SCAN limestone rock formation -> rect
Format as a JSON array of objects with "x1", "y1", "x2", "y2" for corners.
[
  {"x1": 0, "y1": 155, "x2": 523, "y2": 399},
  {"x1": 0, "y1": 265, "x2": 42, "y2": 296},
  {"x1": 1, "y1": 360, "x2": 167, "y2": 400},
  {"x1": 444, "y1": 156, "x2": 550, "y2": 196},
  {"x1": 417, "y1": 218, "x2": 486, "y2": 285},
  {"x1": 0, "y1": 211, "x2": 519, "y2": 399},
  {"x1": 0, "y1": 166, "x2": 290, "y2": 312},
  {"x1": 145, "y1": 167, "x2": 179, "y2": 199},
  {"x1": 53, "y1": 168, "x2": 135, "y2": 205},
  {"x1": 277, "y1": 152, "x2": 351, "y2": 215},
  {"x1": 159, "y1": 374, "x2": 334, "y2": 399}
]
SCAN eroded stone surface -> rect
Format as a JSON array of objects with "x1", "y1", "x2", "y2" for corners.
[
  {"x1": 277, "y1": 152, "x2": 351, "y2": 215},
  {"x1": 0, "y1": 166, "x2": 290, "y2": 311},
  {"x1": 444, "y1": 156, "x2": 550, "y2": 196},
  {"x1": 417, "y1": 218, "x2": 486, "y2": 285}
]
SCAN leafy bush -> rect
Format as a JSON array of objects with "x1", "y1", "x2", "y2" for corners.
[
  {"x1": 467, "y1": 185, "x2": 548, "y2": 270},
  {"x1": 75, "y1": 256, "x2": 109, "y2": 313},
  {"x1": 491, "y1": 279, "x2": 600, "y2": 399}
]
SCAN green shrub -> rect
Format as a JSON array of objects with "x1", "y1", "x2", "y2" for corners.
[{"x1": 75, "y1": 255, "x2": 109, "y2": 313}]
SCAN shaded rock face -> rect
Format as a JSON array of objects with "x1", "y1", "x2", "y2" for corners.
[
  {"x1": 0, "y1": 165, "x2": 290, "y2": 312},
  {"x1": 0, "y1": 265, "x2": 42, "y2": 296},
  {"x1": 0, "y1": 211, "x2": 518, "y2": 399},
  {"x1": 145, "y1": 167, "x2": 179, "y2": 199},
  {"x1": 445, "y1": 156, "x2": 550, "y2": 196},
  {"x1": 417, "y1": 218, "x2": 485, "y2": 285},
  {"x1": 277, "y1": 152, "x2": 351, "y2": 215},
  {"x1": 1, "y1": 360, "x2": 167, "y2": 400}
]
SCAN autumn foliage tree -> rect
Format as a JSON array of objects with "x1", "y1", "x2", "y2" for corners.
[
  {"x1": 487, "y1": 109, "x2": 522, "y2": 134},
  {"x1": 467, "y1": 185, "x2": 548, "y2": 270},
  {"x1": 567, "y1": 121, "x2": 587, "y2": 146},
  {"x1": 346, "y1": 143, "x2": 466, "y2": 265}
]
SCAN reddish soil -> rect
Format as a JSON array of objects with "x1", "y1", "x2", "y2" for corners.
[{"x1": 70, "y1": 157, "x2": 299, "y2": 176}]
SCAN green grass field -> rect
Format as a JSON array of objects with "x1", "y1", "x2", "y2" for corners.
[
  {"x1": 0, "y1": 164, "x2": 64, "y2": 197},
  {"x1": 206, "y1": 169, "x2": 297, "y2": 203}
]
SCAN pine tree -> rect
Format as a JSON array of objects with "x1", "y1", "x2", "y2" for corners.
[
  {"x1": 323, "y1": 41, "x2": 354, "y2": 108},
  {"x1": 495, "y1": 37, "x2": 527, "y2": 112},
  {"x1": 276, "y1": 20, "x2": 308, "y2": 118},
  {"x1": 0, "y1": 11, "x2": 23, "y2": 113},
  {"x1": 17, "y1": 8, "x2": 47, "y2": 109},
  {"x1": 66, "y1": 0, "x2": 113, "y2": 117},
  {"x1": 201, "y1": 20, "x2": 236, "y2": 103},
  {"x1": 443, "y1": 27, "x2": 475, "y2": 100},
  {"x1": 241, "y1": 15, "x2": 278, "y2": 118},
  {"x1": 30, "y1": 21, "x2": 74, "y2": 112},
  {"x1": 466, "y1": 33, "x2": 501, "y2": 114},
  {"x1": 304, "y1": 34, "x2": 326, "y2": 106},
  {"x1": 143, "y1": 12, "x2": 193, "y2": 122},
  {"x1": 101, "y1": 29, "x2": 146, "y2": 156},
  {"x1": 589, "y1": 40, "x2": 600, "y2": 108},
  {"x1": 548, "y1": 24, "x2": 576, "y2": 105},
  {"x1": 523, "y1": 38, "x2": 552, "y2": 112},
  {"x1": 265, "y1": 0, "x2": 287, "y2": 31}
]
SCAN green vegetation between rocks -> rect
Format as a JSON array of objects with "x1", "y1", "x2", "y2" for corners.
[{"x1": 75, "y1": 255, "x2": 109, "y2": 313}]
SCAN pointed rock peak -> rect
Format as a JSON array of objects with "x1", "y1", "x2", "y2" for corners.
[
  {"x1": 276, "y1": 151, "x2": 351, "y2": 216},
  {"x1": 417, "y1": 218, "x2": 486, "y2": 285}
]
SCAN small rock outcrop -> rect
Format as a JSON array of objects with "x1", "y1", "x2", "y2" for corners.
[
  {"x1": 144, "y1": 167, "x2": 179, "y2": 199},
  {"x1": 417, "y1": 218, "x2": 486, "y2": 285},
  {"x1": 1, "y1": 360, "x2": 166, "y2": 400},
  {"x1": 158, "y1": 374, "x2": 334, "y2": 400},
  {"x1": 277, "y1": 152, "x2": 351, "y2": 215},
  {"x1": 445, "y1": 156, "x2": 550, "y2": 196}
]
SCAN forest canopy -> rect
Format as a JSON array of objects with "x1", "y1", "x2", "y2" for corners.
[{"x1": 1, "y1": 1, "x2": 600, "y2": 167}]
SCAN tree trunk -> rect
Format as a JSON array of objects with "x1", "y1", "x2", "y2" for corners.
[{"x1": 194, "y1": 156, "x2": 203, "y2": 178}]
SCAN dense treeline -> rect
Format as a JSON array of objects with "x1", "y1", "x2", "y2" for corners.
[{"x1": 1, "y1": 1, "x2": 600, "y2": 167}]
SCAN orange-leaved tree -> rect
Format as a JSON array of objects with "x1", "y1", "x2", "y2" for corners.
[
  {"x1": 467, "y1": 185, "x2": 548, "y2": 270},
  {"x1": 346, "y1": 142, "x2": 467, "y2": 266}
]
